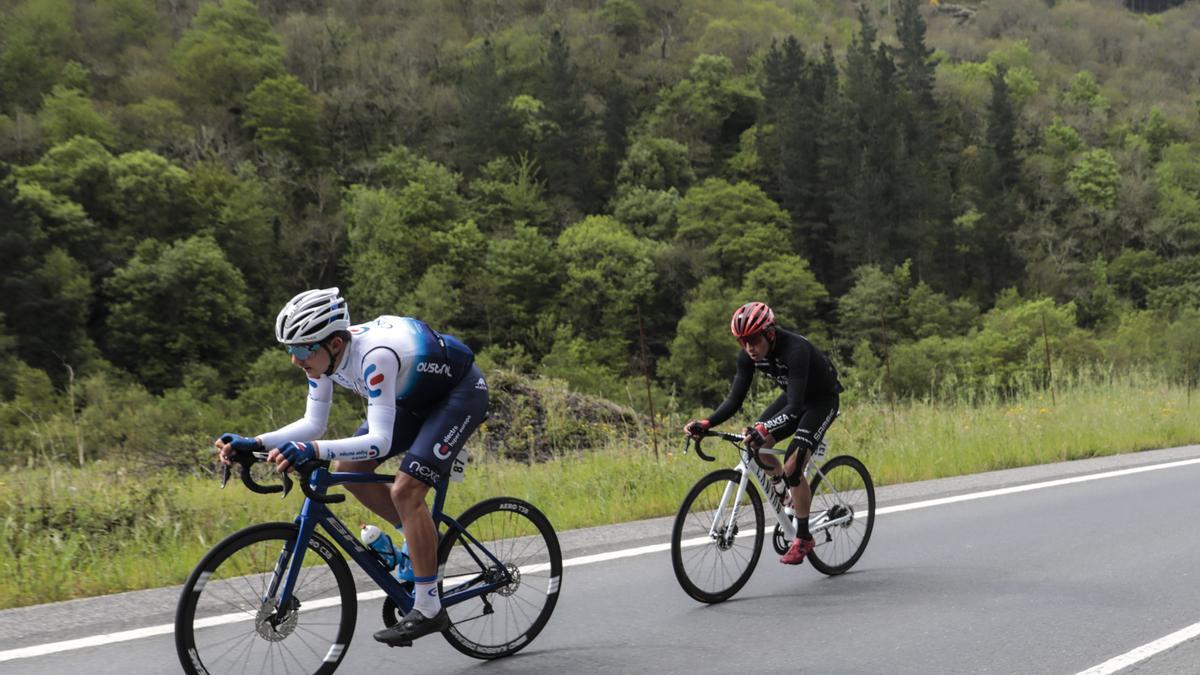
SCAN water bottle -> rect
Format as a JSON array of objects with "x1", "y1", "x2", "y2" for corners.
[
  {"x1": 396, "y1": 540, "x2": 414, "y2": 583},
  {"x1": 360, "y1": 524, "x2": 397, "y2": 571}
]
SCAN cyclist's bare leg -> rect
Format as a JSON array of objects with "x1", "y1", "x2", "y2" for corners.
[
  {"x1": 784, "y1": 449, "x2": 812, "y2": 530},
  {"x1": 334, "y1": 459, "x2": 401, "y2": 523},
  {"x1": 390, "y1": 473, "x2": 435, "y2": 578}
]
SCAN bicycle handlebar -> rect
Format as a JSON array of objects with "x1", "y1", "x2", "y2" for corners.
[
  {"x1": 220, "y1": 447, "x2": 346, "y2": 504},
  {"x1": 681, "y1": 429, "x2": 776, "y2": 473}
]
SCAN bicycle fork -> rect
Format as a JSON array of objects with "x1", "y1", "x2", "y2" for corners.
[
  {"x1": 708, "y1": 473, "x2": 752, "y2": 547},
  {"x1": 255, "y1": 498, "x2": 323, "y2": 631}
]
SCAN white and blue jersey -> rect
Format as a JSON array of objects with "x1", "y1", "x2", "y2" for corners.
[
  {"x1": 257, "y1": 316, "x2": 488, "y2": 484},
  {"x1": 330, "y1": 316, "x2": 475, "y2": 410}
]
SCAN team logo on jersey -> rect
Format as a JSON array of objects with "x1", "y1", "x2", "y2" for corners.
[
  {"x1": 307, "y1": 379, "x2": 318, "y2": 388},
  {"x1": 349, "y1": 325, "x2": 370, "y2": 335},
  {"x1": 765, "y1": 413, "x2": 792, "y2": 428},
  {"x1": 364, "y1": 363, "x2": 385, "y2": 398},
  {"x1": 417, "y1": 362, "x2": 453, "y2": 377},
  {"x1": 433, "y1": 442, "x2": 452, "y2": 460},
  {"x1": 475, "y1": 377, "x2": 488, "y2": 391}
]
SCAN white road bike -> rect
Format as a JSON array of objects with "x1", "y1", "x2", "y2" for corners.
[{"x1": 670, "y1": 429, "x2": 875, "y2": 603}]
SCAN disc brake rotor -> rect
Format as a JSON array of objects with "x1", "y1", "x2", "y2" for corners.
[
  {"x1": 255, "y1": 596, "x2": 300, "y2": 641},
  {"x1": 493, "y1": 563, "x2": 521, "y2": 597}
]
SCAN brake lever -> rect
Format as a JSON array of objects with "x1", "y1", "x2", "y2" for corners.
[
  {"x1": 252, "y1": 451, "x2": 297, "y2": 498},
  {"x1": 747, "y1": 444, "x2": 774, "y2": 473},
  {"x1": 220, "y1": 463, "x2": 231, "y2": 489}
]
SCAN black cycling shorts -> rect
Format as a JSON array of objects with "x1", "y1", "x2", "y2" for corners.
[
  {"x1": 353, "y1": 364, "x2": 489, "y2": 486},
  {"x1": 758, "y1": 392, "x2": 839, "y2": 461}
]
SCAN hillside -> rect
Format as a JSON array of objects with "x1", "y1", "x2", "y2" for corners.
[{"x1": 3, "y1": 0, "x2": 1200, "y2": 463}]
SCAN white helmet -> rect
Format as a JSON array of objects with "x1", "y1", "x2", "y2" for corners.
[{"x1": 275, "y1": 287, "x2": 351, "y2": 345}]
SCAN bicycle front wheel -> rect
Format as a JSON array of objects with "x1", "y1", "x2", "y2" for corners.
[
  {"x1": 671, "y1": 468, "x2": 765, "y2": 603},
  {"x1": 807, "y1": 455, "x2": 875, "y2": 576},
  {"x1": 437, "y1": 497, "x2": 562, "y2": 660},
  {"x1": 175, "y1": 523, "x2": 357, "y2": 675}
]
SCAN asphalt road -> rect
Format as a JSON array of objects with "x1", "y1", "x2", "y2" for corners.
[{"x1": 4, "y1": 445, "x2": 1200, "y2": 674}]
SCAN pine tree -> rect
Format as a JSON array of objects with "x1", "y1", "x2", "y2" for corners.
[
  {"x1": 894, "y1": 0, "x2": 936, "y2": 116},
  {"x1": 830, "y1": 8, "x2": 904, "y2": 281},
  {"x1": 457, "y1": 40, "x2": 519, "y2": 174},
  {"x1": 759, "y1": 38, "x2": 807, "y2": 221},
  {"x1": 538, "y1": 30, "x2": 597, "y2": 215},
  {"x1": 760, "y1": 37, "x2": 839, "y2": 278},
  {"x1": 986, "y1": 67, "x2": 1020, "y2": 193},
  {"x1": 891, "y1": 0, "x2": 955, "y2": 290},
  {"x1": 973, "y1": 66, "x2": 1024, "y2": 299},
  {"x1": 597, "y1": 72, "x2": 634, "y2": 205}
]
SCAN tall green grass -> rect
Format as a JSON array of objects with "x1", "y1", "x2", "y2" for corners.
[{"x1": 2, "y1": 371, "x2": 1198, "y2": 609}]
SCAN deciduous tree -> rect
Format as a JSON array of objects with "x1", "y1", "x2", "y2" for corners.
[{"x1": 104, "y1": 235, "x2": 253, "y2": 392}]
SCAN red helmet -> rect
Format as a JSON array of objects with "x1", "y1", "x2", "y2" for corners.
[{"x1": 730, "y1": 302, "x2": 776, "y2": 339}]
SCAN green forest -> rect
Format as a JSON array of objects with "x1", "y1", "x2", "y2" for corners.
[{"x1": 4, "y1": 0, "x2": 1200, "y2": 470}]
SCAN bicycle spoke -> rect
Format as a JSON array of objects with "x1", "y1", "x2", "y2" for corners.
[
  {"x1": 672, "y1": 470, "x2": 764, "y2": 603},
  {"x1": 807, "y1": 457, "x2": 875, "y2": 575},
  {"x1": 439, "y1": 498, "x2": 561, "y2": 659},
  {"x1": 177, "y1": 526, "x2": 356, "y2": 675}
]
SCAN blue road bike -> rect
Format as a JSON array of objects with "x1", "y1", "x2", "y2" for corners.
[{"x1": 174, "y1": 448, "x2": 562, "y2": 674}]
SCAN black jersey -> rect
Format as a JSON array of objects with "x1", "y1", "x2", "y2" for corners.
[{"x1": 707, "y1": 328, "x2": 843, "y2": 436}]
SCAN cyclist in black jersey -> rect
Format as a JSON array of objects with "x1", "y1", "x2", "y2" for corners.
[{"x1": 684, "y1": 301, "x2": 843, "y2": 566}]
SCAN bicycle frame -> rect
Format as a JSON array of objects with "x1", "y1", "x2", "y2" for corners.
[
  {"x1": 712, "y1": 443, "x2": 857, "y2": 544},
  {"x1": 268, "y1": 467, "x2": 513, "y2": 617}
]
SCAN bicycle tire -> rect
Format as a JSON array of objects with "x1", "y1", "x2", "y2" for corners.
[
  {"x1": 436, "y1": 497, "x2": 562, "y2": 660},
  {"x1": 175, "y1": 522, "x2": 357, "y2": 675},
  {"x1": 671, "y1": 468, "x2": 765, "y2": 603},
  {"x1": 806, "y1": 455, "x2": 875, "y2": 576}
]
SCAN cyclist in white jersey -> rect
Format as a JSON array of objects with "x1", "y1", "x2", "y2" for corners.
[{"x1": 215, "y1": 288, "x2": 488, "y2": 644}]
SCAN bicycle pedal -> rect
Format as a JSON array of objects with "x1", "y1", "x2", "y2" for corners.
[{"x1": 386, "y1": 639, "x2": 413, "y2": 648}]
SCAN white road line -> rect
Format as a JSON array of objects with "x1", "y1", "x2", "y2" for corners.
[
  {"x1": 1076, "y1": 619, "x2": 1200, "y2": 675},
  {"x1": 4, "y1": 455, "x2": 1200, "y2": 664},
  {"x1": 873, "y1": 457, "x2": 1200, "y2": 516}
]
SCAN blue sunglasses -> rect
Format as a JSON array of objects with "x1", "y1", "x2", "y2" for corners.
[{"x1": 286, "y1": 342, "x2": 323, "y2": 359}]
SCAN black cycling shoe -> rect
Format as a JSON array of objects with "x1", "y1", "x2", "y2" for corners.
[{"x1": 373, "y1": 608, "x2": 450, "y2": 646}]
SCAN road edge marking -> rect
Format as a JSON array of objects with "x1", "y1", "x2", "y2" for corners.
[{"x1": 1076, "y1": 619, "x2": 1200, "y2": 675}]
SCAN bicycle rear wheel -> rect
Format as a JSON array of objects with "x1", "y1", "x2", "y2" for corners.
[
  {"x1": 437, "y1": 497, "x2": 562, "y2": 660},
  {"x1": 175, "y1": 523, "x2": 357, "y2": 675},
  {"x1": 671, "y1": 468, "x2": 765, "y2": 603},
  {"x1": 806, "y1": 455, "x2": 875, "y2": 576}
]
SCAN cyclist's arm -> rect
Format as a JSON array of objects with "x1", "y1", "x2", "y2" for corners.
[
  {"x1": 706, "y1": 352, "x2": 755, "y2": 427},
  {"x1": 312, "y1": 348, "x2": 399, "y2": 462},
  {"x1": 760, "y1": 348, "x2": 811, "y2": 436},
  {"x1": 257, "y1": 376, "x2": 334, "y2": 449}
]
